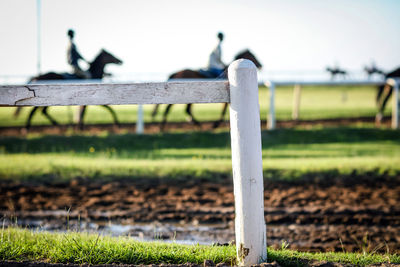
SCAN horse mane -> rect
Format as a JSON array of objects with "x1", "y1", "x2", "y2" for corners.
[
  {"x1": 89, "y1": 51, "x2": 104, "y2": 68},
  {"x1": 88, "y1": 50, "x2": 106, "y2": 78},
  {"x1": 234, "y1": 49, "x2": 251, "y2": 60}
]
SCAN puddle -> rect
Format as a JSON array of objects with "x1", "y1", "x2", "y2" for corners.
[{"x1": 2, "y1": 218, "x2": 235, "y2": 245}]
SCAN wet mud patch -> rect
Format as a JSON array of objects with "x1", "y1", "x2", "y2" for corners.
[{"x1": 1, "y1": 175, "x2": 399, "y2": 253}]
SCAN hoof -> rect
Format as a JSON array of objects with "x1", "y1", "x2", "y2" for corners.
[
  {"x1": 212, "y1": 121, "x2": 221, "y2": 129},
  {"x1": 187, "y1": 117, "x2": 201, "y2": 127},
  {"x1": 160, "y1": 121, "x2": 167, "y2": 132}
]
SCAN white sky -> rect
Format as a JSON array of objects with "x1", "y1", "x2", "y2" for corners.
[{"x1": 0, "y1": 0, "x2": 399, "y2": 79}]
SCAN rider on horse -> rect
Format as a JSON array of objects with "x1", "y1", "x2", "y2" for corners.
[
  {"x1": 67, "y1": 29, "x2": 91, "y2": 79},
  {"x1": 203, "y1": 32, "x2": 226, "y2": 78}
]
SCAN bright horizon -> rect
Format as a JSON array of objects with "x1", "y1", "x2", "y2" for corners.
[{"x1": 0, "y1": 0, "x2": 399, "y2": 81}]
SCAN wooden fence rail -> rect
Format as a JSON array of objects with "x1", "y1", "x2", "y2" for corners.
[
  {"x1": 0, "y1": 59, "x2": 266, "y2": 266},
  {"x1": 0, "y1": 81, "x2": 229, "y2": 106}
]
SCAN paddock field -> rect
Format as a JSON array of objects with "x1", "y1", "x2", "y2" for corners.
[{"x1": 0, "y1": 85, "x2": 399, "y2": 265}]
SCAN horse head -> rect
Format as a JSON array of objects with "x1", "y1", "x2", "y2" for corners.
[
  {"x1": 326, "y1": 67, "x2": 336, "y2": 74},
  {"x1": 234, "y1": 49, "x2": 262, "y2": 69},
  {"x1": 99, "y1": 49, "x2": 123, "y2": 65},
  {"x1": 89, "y1": 49, "x2": 123, "y2": 79}
]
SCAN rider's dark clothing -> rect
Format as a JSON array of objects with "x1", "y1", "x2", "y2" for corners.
[
  {"x1": 67, "y1": 40, "x2": 90, "y2": 79},
  {"x1": 67, "y1": 41, "x2": 84, "y2": 67}
]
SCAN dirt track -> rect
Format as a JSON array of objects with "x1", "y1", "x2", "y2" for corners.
[
  {"x1": 1, "y1": 174, "x2": 399, "y2": 253},
  {"x1": 0, "y1": 117, "x2": 398, "y2": 254},
  {"x1": 0, "y1": 116, "x2": 392, "y2": 136}
]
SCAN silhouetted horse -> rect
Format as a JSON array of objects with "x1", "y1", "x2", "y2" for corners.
[
  {"x1": 376, "y1": 67, "x2": 400, "y2": 125},
  {"x1": 152, "y1": 49, "x2": 262, "y2": 130},
  {"x1": 16, "y1": 49, "x2": 122, "y2": 130},
  {"x1": 326, "y1": 67, "x2": 347, "y2": 80},
  {"x1": 364, "y1": 65, "x2": 385, "y2": 79}
]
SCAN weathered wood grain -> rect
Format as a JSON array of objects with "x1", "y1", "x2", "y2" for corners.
[{"x1": 0, "y1": 81, "x2": 229, "y2": 106}]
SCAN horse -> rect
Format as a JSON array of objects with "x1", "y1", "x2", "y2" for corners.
[
  {"x1": 15, "y1": 49, "x2": 122, "y2": 130},
  {"x1": 364, "y1": 65, "x2": 385, "y2": 80},
  {"x1": 151, "y1": 49, "x2": 262, "y2": 130},
  {"x1": 326, "y1": 66, "x2": 348, "y2": 80},
  {"x1": 375, "y1": 67, "x2": 400, "y2": 125}
]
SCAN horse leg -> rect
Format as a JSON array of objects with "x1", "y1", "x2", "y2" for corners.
[
  {"x1": 186, "y1": 104, "x2": 200, "y2": 127},
  {"x1": 151, "y1": 104, "x2": 160, "y2": 121},
  {"x1": 25, "y1": 107, "x2": 39, "y2": 129},
  {"x1": 160, "y1": 104, "x2": 173, "y2": 131},
  {"x1": 14, "y1": 107, "x2": 23, "y2": 118},
  {"x1": 376, "y1": 84, "x2": 393, "y2": 125},
  {"x1": 380, "y1": 85, "x2": 393, "y2": 113},
  {"x1": 376, "y1": 85, "x2": 385, "y2": 106},
  {"x1": 41, "y1": 107, "x2": 58, "y2": 126},
  {"x1": 102, "y1": 105, "x2": 120, "y2": 127},
  {"x1": 213, "y1": 103, "x2": 228, "y2": 128},
  {"x1": 78, "y1": 106, "x2": 87, "y2": 130}
]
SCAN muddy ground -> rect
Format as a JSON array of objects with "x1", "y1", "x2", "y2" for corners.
[{"x1": 1, "y1": 174, "x2": 399, "y2": 253}]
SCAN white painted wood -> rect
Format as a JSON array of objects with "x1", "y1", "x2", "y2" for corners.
[
  {"x1": 265, "y1": 80, "x2": 385, "y2": 87},
  {"x1": 0, "y1": 81, "x2": 229, "y2": 106},
  {"x1": 229, "y1": 59, "x2": 267, "y2": 265},
  {"x1": 136, "y1": 104, "x2": 144, "y2": 134},
  {"x1": 265, "y1": 81, "x2": 275, "y2": 130},
  {"x1": 292, "y1": 84, "x2": 301, "y2": 120},
  {"x1": 0, "y1": 86, "x2": 35, "y2": 106}
]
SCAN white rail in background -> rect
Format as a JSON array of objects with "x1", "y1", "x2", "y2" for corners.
[{"x1": 264, "y1": 79, "x2": 400, "y2": 130}]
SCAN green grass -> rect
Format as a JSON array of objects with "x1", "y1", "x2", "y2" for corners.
[
  {"x1": 0, "y1": 85, "x2": 390, "y2": 127},
  {"x1": 1, "y1": 228, "x2": 398, "y2": 266},
  {"x1": 0, "y1": 227, "x2": 235, "y2": 265},
  {"x1": 267, "y1": 248, "x2": 400, "y2": 266},
  {"x1": 0, "y1": 127, "x2": 399, "y2": 182}
]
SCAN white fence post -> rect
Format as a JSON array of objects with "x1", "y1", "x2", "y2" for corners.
[
  {"x1": 136, "y1": 104, "x2": 144, "y2": 134},
  {"x1": 266, "y1": 81, "x2": 276, "y2": 130},
  {"x1": 292, "y1": 84, "x2": 301, "y2": 120},
  {"x1": 228, "y1": 59, "x2": 267, "y2": 265},
  {"x1": 390, "y1": 78, "x2": 399, "y2": 129}
]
